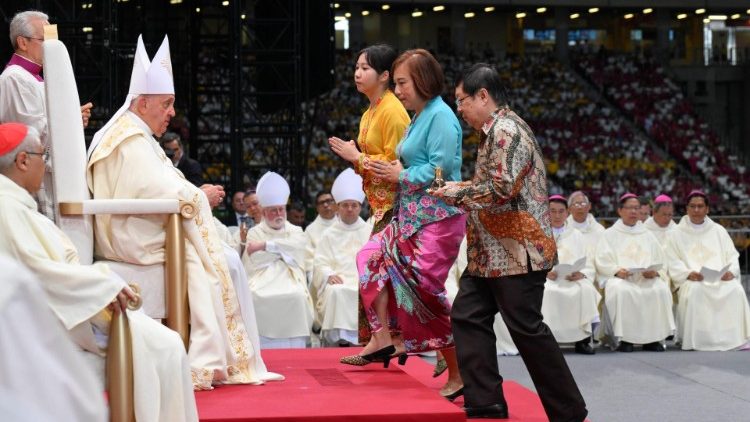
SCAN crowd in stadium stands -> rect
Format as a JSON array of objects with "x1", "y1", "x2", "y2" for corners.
[{"x1": 576, "y1": 51, "x2": 750, "y2": 206}]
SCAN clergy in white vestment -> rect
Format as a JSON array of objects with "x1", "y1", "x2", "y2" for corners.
[
  {"x1": 312, "y1": 169, "x2": 370, "y2": 346},
  {"x1": 304, "y1": 191, "x2": 339, "y2": 273},
  {"x1": 0, "y1": 11, "x2": 92, "y2": 220},
  {"x1": 542, "y1": 195, "x2": 600, "y2": 354},
  {"x1": 0, "y1": 123, "x2": 198, "y2": 421},
  {"x1": 665, "y1": 190, "x2": 750, "y2": 351},
  {"x1": 565, "y1": 191, "x2": 605, "y2": 278},
  {"x1": 595, "y1": 193, "x2": 675, "y2": 352},
  {"x1": 86, "y1": 35, "x2": 264, "y2": 389},
  {"x1": 0, "y1": 256, "x2": 107, "y2": 422},
  {"x1": 643, "y1": 194, "x2": 677, "y2": 247},
  {"x1": 243, "y1": 171, "x2": 315, "y2": 349}
]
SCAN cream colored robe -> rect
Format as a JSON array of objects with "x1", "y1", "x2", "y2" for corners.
[
  {"x1": 86, "y1": 112, "x2": 261, "y2": 388},
  {"x1": 312, "y1": 217, "x2": 370, "y2": 344},
  {"x1": 445, "y1": 236, "x2": 518, "y2": 355},
  {"x1": 665, "y1": 216, "x2": 750, "y2": 351},
  {"x1": 567, "y1": 213, "x2": 605, "y2": 284},
  {"x1": 541, "y1": 224, "x2": 600, "y2": 343},
  {"x1": 0, "y1": 256, "x2": 107, "y2": 422},
  {"x1": 304, "y1": 214, "x2": 339, "y2": 308},
  {"x1": 243, "y1": 220, "x2": 315, "y2": 345},
  {"x1": 595, "y1": 219, "x2": 675, "y2": 345},
  {"x1": 643, "y1": 217, "x2": 676, "y2": 248},
  {"x1": 0, "y1": 174, "x2": 197, "y2": 421}
]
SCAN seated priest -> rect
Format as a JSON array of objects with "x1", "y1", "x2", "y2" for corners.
[
  {"x1": 0, "y1": 123, "x2": 198, "y2": 421},
  {"x1": 541, "y1": 195, "x2": 600, "y2": 355},
  {"x1": 242, "y1": 171, "x2": 315, "y2": 349},
  {"x1": 643, "y1": 194, "x2": 676, "y2": 248},
  {"x1": 312, "y1": 169, "x2": 370, "y2": 346},
  {"x1": 665, "y1": 190, "x2": 750, "y2": 351},
  {"x1": 595, "y1": 193, "x2": 675, "y2": 352},
  {"x1": 86, "y1": 35, "x2": 264, "y2": 389}
]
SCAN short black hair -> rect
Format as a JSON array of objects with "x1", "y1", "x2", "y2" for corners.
[
  {"x1": 160, "y1": 131, "x2": 181, "y2": 147},
  {"x1": 357, "y1": 44, "x2": 398, "y2": 77},
  {"x1": 456, "y1": 63, "x2": 508, "y2": 106},
  {"x1": 287, "y1": 200, "x2": 306, "y2": 212},
  {"x1": 315, "y1": 190, "x2": 332, "y2": 202}
]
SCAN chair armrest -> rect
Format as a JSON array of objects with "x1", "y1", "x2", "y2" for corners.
[{"x1": 59, "y1": 199, "x2": 197, "y2": 218}]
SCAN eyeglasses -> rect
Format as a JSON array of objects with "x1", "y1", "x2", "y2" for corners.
[
  {"x1": 621, "y1": 206, "x2": 640, "y2": 211},
  {"x1": 687, "y1": 204, "x2": 706, "y2": 210},
  {"x1": 570, "y1": 202, "x2": 589, "y2": 208},
  {"x1": 455, "y1": 95, "x2": 472, "y2": 108},
  {"x1": 25, "y1": 150, "x2": 49, "y2": 163},
  {"x1": 317, "y1": 198, "x2": 335, "y2": 206},
  {"x1": 24, "y1": 36, "x2": 44, "y2": 42}
]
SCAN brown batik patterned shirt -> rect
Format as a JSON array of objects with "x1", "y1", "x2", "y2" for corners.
[{"x1": 438, "y1": 107, "x2": 557, "y2": 278}]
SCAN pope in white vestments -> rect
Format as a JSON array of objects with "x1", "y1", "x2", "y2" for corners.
[
  {"x1": 0, "y1": 123, "x2": 197, "y2": 421},
  {"x1": 665, "y1": 191, "x2": 750, "y2": 351},
  {"x1": 542, "y1": 195, "x2": 600, "y2": 353},
  {"x1": 243, "y1": 172, "x2": 315, "y2": 348},
  {"x1": 312, "y1": 169, "x2": 370, "y2": 345},
  {"x1": 595, "y1": 194, "x2": 675, "y2": 352},
  {"x1": 86, "y1": 35, "x2": 264, "y2": 389}
]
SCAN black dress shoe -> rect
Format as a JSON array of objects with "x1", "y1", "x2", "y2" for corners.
[
  {"x1": 617, "y1": 341, "x2": 634, "y2": 353},
  {"x1": 642, "y1": 341, "x2": 665, "y2": 352},
  {"x1": 574, "y1": 338, "x2": 595, "y2": 355},
  {"x1": 464, "y1": 403, "x2": 509, "y2": 419}
]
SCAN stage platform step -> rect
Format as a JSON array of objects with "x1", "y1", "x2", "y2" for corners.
[{"x1": 196, "y1": 348, "x2": 554, "y2": 421}]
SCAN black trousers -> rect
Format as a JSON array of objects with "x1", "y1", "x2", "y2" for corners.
[{"x1": 451, "y1": 269, "x2": 588, "y2": 422}]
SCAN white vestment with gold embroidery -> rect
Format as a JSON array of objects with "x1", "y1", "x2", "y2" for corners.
[
  {"x1": 595, "y1": 220, "x2": 675, "y2": 345},
  {"x1": 665, "y1": 216, "x2": 750, "y2": 350},
  {"x1": 86, "y1": 112, "x2": 263, "y2": 388}
]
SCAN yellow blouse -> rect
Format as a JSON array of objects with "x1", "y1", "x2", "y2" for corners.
[{"x1": 355, "y1": 90, "x2": 410, "y2": 227}]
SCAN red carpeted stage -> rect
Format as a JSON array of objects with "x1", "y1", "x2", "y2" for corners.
[{"x1": 195, "y1": 348, "x2": 555, "y2": 421}]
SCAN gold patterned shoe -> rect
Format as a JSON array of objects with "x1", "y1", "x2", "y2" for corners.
[
  {"x1": 433, "y1": 358, "x2": 448, "y2": 377},
  {"x1": 340, "y1": 355, "x2": 371, "y2": 366}
]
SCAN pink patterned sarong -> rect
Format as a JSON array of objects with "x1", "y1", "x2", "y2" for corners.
[{"x1": 358, "y1": 213, "x2": 466, "y2": 352}]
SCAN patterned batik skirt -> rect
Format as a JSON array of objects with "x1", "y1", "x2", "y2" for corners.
[{"x1": 358, "y1": 213, "x2": 466, "y2": 352}]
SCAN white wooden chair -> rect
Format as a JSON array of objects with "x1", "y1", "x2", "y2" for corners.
[{"x1": 43, "y1": 27, "x2": 189, "y2": 421}]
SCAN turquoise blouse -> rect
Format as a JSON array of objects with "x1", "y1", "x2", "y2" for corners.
[{"x1": 395, "y1": 96, "x2": 463, "y2": 240}]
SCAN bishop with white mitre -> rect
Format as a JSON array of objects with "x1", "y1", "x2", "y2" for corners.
[
  {"x1": 665, "y1": 190, "x2": 750, "y2": 351},
  {"x1": 0, "y1": 123, "x2": 197, "y2": 421},
  {"x1": 86, "y1": 35, "x2": 264, "y2": 389},
  {"x1": 312, "y1": 169, "x2": 370, "y2": 346},
  {"x1": 595, "y1": 193, "x2": 675, "y2": 352},
  {"x1": 243, "y1": 171, "x2": 315, "y2": 349}
]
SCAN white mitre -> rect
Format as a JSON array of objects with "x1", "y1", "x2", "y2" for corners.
[
  {"x1": 256, "y1": 172, "x2": 290, "y2": 207},
  {"x1": 88, "y1": 35, "x2": 174, "y2": 157},
  {"x1": 331, "y1": 168, "x2": 365, "y2": 204}
]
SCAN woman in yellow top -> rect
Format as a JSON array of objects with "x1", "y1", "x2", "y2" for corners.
[{"x1": 329, "y1": 44, "x2": 410, "y2": 348}]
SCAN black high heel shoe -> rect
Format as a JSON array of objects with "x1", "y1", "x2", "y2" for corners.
[
  {"x1": 340, "y1": 345, "x2": 396, "y2": 368},
  {"x1": 441, "y1": 386, "x2": 464, "y2": 402}
]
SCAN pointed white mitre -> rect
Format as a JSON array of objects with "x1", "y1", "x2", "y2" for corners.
[
  {"x1": 87, "y1": 35, "x2": 174, "y2": 158},
  {"x1": 256, "y1": 171, "x2": 290, "y2": 207},
  {"x1": 128, "y1": 35, "x2": 174, "y2": 95},
  {"x1": 331, "y1": 168, "x2": 365, "y2": 203}
]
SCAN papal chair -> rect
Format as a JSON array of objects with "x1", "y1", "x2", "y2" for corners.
[{"x1": 43, "y1": 26, "x2": 189, "y2": 421}]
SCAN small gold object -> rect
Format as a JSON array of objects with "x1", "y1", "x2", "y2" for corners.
[
  {"x1": 127, "y1": 283, "x2": 142, "y2": 311},
  {"x1": 431, "y1": 167, "x2": 446, "y2": 190}
]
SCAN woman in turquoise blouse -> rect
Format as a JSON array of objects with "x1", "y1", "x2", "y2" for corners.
[{"x1": 347, "y1": 49, "x2": 466, "y2": 400}]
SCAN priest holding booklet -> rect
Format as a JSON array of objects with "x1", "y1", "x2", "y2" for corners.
[
  {"x1": 541, "y1": 195, "x2": 600, "y2": 355},
  {"x1": 665, "y1": 190, "x2": 750, "y2": 351},
  {"x1": 595, "y1": 193, "x2": 675, "y2": 352}
]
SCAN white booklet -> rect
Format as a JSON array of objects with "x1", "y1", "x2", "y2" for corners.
[
  {"x1": 628, "y1": 264, "x2": 663, "y2": 274},
  {"x1": 699, "y1": 263, "x2": 732, "y2": 283},
  {"x1": 553, "y1": 256, "x2": 586, "y2": 279}
]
